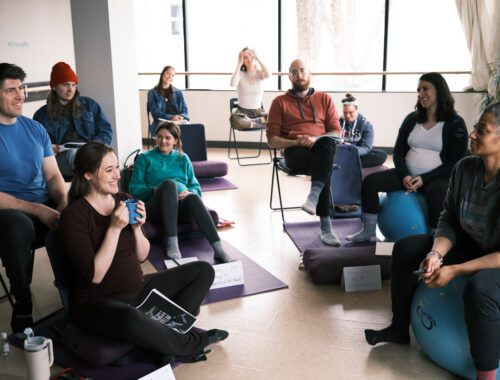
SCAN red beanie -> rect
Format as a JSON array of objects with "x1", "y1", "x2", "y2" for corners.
[{"x1": 50, "y1": 62, "x2": 79, "y2": 88}]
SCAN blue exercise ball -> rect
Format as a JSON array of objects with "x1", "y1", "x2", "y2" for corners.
[
  {"x1": 378, "y1": 191, "x2": 429, "y2": 241},
  {"x1": 411, "y1": 276, "x2": 500, "y2": 380}
]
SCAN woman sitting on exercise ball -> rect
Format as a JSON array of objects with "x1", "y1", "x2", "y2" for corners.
[
  {"x1": 347, "y1": 72, "x2": 469, "y2": 242},
  {"x1": 365, "y1": 103, "x2": 500, "y2": 380}
]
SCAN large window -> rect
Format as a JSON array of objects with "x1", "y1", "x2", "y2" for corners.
[
  {"x1": 185, "y1": 0, "x2": 278, "y2": 90},
  {"x1": 134, "y1": 0, "x2": 472, "y2": 91},
  {"x1": 133, "y1": 0, "x2": 186, "y2": 90},
  {"x1": 282, "y1": 0, "x2": 385, "y2": 91},
  {"x1": 386, "y1": 0, "x2": 471, "y2": 91}
]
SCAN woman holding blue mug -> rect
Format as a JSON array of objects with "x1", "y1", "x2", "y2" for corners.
[{"x1": 59, "y1": 142, "x2": 228, "y2": 362}]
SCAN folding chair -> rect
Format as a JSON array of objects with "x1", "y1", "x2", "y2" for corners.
[
  {"x1": 269, "y1": 143, "x2": 361, "y2": 224},
  {"x1": 228, "y1": 98, "x2": 271, "y2": 166}
]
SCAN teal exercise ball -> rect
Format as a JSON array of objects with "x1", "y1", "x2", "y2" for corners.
[
  {"x1": 378, "y1": 191, "x2": 429, "y2": 241},
  {"x1": 411, "y1": 276, "x2": 500, "y2": 380}
]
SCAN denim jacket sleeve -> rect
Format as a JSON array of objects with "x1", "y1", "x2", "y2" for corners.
[
  {"x1": 355, "y1": 115, "x2": 374, "y2": 156},
  {"x1": 147, "y1": 88, "x2": 172, "y2": 121},
  {"x1": 173, "y1": 88, "x2": 189, "y2": 121},
  {"x1": 75, "y1": 97, "x2": 113, "y2": 145},
  {"x1": 33, "y1": 105, "x2": 59, "y2": 143}
]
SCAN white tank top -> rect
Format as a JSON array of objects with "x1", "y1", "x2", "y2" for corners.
[{"x1": 405, "y1": 122, "x2": 444, "y2": 176}]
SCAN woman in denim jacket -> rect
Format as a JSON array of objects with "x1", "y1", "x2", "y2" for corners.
[
  {"x1": 34, "y1": 62, "x2": 112, "y2": 177},
  {"x1": 147, "y1": 66, "x2": 189, "y2": 136}
]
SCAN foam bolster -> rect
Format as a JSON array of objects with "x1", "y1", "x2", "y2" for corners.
[
  {"x1": 303, "y1": 245, "x2": 391, "y2": 284},
  {"x1": 192, "y1": 161, "x2": 228, "y2": 179},
  {"x1": 62, "y1": 322, "x2": 135, "y2": 367}
]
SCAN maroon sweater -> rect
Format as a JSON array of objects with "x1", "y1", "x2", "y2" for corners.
[
  {"x1": 59, "y1": 193, "x2": 144, "y2": 318},
  {"x1": 266, "y1": 89, "x2": 340, "y2": 140}
]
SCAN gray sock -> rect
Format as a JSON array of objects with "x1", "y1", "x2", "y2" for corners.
[
  {"x1": 165, "y1": 236, "x2": 181, "y2": 260},
  {"x1": 346, "y1": 213, "x2": 378, "y2": 242},
  {"x1": 212, "y1": 241, "x2": 235, "y2": 263},
  {"x1": 301, "y1": 181, "x2": 325, "y2": 215},
  {"x1": 319, "y1": 216, "x2": 341, "y2": 246}
]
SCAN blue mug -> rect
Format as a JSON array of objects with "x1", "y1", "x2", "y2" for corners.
[{"x1": 124, "y1": 199, "x2": 140, "y2": 224}]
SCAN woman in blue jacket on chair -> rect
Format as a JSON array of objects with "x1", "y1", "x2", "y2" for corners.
[
  {"x1": 147, "y1": 66, "x2": 189, "y2": 136},
  {"x1": 129, "y1": 121, "x2": 233, "y2": 263}
]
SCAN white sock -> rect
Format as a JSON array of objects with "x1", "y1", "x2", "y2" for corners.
[
  {"x1": 346, "y1": 213, "x2": 378, "y2": 242},
  {"x1": 165, "y1": 236, "x2": 182, "y2": 260},
  {"x1": 319, "y1": 216, "x2": 341, "y2": 246}
]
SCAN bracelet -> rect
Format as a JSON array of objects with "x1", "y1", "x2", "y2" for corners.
[{"x1": 427, "y1": 250, "x2": 444, "y2": 265}]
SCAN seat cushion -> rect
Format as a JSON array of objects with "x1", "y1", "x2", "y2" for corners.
[
  {"x1": 62, "y1": 322, "x2": 135, "y2": 367},
  {"x1": 192, "y1": 160, "x2": 228, "y2": 179},
  {"x1": 303, "y1": 245, "x2": 391, "y2": 284}
]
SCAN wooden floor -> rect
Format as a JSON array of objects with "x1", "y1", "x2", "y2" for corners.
[{"x1": 0, "y1": 148, "x2": 458, "y2": 380}]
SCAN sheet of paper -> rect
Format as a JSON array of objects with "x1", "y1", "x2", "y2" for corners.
[
  {"x1": 342, "y1": 265, "x2": 382, "y2": 292},
  {"x1": 375, "y1": 242, "x2": 395, "y2": 256},
  {"x1": 164, "y1": 257, "x2": 199, "y2": 269},
  {"x1": 138, "y1": 364, "x2": 176, "y2": 380},
  {"x1": 210, "y1": 261, "x2": 244, "y2": 289}
]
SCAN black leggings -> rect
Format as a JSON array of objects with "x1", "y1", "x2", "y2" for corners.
[
  {"x1": 361, "y1": 168, "x2": 449, "y2": 228},
  {"x1": 360, "y1": 149, "x2": 387, "y2": 168},
  {"x1": 391, "y1": 234, "x2": 499, "y2": 371},
  {"x1": 146, "y1": 180, "x2": 219, "y2": 243},
  {"x1": 74, "y1": 261, "x2": 215, "y2": 357},
  {"x1": 0, "y1": 209, "x2": 48, "y2": 302},
  {"x1": 284, "y1": 137, "x2": 337, "y2": 217}
]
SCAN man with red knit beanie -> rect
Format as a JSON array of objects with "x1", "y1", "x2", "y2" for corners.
[{"x1": 34, "y1": 62, "x2": 113, "y2": 177}]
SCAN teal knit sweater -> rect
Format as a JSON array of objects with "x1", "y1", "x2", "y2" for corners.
[{"x1": 129, "y1": 148, "x2": 201, "y2": 202}]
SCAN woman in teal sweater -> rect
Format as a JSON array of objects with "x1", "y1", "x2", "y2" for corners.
[{"x1": 129, "y1": 122, "x2": 233, "y2": 262}]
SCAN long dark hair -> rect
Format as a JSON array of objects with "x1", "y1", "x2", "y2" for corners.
[
  {"x1": 155, "y1": 66, "x2": 175, "y2": 103},
  {"x1": 46, "y1": 89, "x2": 81, "y2": 120},
  {"x1": 68, "y1": 142, "x2": 115, "y2": 203},
  {"x1": 240, "y1": 47, "x2": 249, "y2": 72},
  {"x1": 155, "y1": 121, "x2": 183, "y2": 155},
  {"x1": 415, "y1": 72, "x2": 456, "y2": 123}
]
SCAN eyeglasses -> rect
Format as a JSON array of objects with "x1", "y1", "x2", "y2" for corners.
[
  {"x1": 0, "y1": 84, "x2": 27, "y2": 98},
  {"x1": 290, "y1": 68, "x2": 306, "y2": 77}
]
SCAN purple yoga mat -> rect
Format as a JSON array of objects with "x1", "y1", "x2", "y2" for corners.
[
  {"x1": 148, "y1": 238, "x2": 288, "y2": 304},
  {"x1": 284, "y1": 218, "x2": 373, "y2": 253},
  {"x1": 199, "y1": 177, "x2": 238, "y2": 192}
]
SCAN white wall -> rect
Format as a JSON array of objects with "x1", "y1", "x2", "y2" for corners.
[
  {"x1": 140, "y1": 90, "x2": 482, "y2": 147},
  {"x1": 71, "y1": 0, "x2": 142, "y2": 163},
  {"x1": 0, "y1": 0, "x2": 75, "y2": 84}
]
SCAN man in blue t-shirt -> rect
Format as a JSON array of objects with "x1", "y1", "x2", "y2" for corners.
[{"x1": 0, "y1": 63, "x2": 67, "y2": 333}]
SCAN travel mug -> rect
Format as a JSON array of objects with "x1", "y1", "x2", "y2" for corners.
[
  {"x1": 24, "y1": 336, "x2": 54, "y2": 380},
  {"x1": 124, "y1": 199, "x2": 140, "y2": 224}
]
